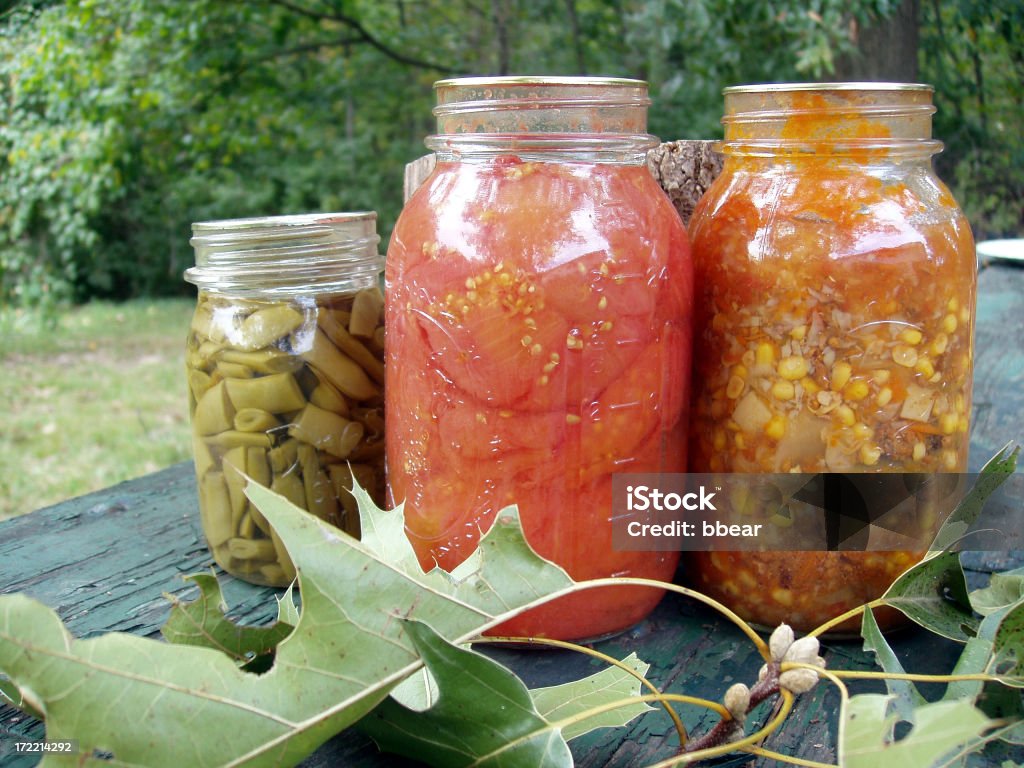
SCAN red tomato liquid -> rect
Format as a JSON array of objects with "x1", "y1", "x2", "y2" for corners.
[{"x1": 385, "y1": 157, "x2": 692, "y2": 640}]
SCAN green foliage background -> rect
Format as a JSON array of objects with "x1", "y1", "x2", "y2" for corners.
[{"x1": 0, "y1": 0, "x2": 1021, "y2": 309}]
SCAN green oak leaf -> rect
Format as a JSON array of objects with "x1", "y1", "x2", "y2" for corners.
[
  {"x1": 972, "y1": 568, "x2": 1024, "y2": 617},
  {"x1": 276, "y1": 581, "x2": 300, "y2": 627},
  {"x1": 361, "y1": 621, "x2": 573, "y2": 767},
  {"x1": 362, "y1": 625, "x2": 652, "y2": 766},
  {"x1": 882, "y1": 550, "x2": 978, "y2": 641},
  {"x1": 842, "y1": 694, "x2": 993, "y2": 768},
  {"x1": 530, "y1": 652, "x2": 653, "y2": 741},
  {"x1": 0, "y1": 674, "x2": 45, "y2": 721},
  {"x1": 941, "y1": 595, "x2": 1024, "y2": 744},
  {"x1": 861, "y1": 607, "x2": 926, "y2": 722},
  {"x1": 160, "y1": 572, "x2": 295, "y2": 670},
  {"x1": 881, "y1": 445, "x2": 1018, "y2": 641},
  {"x1": 926, "y1": 443, "x2": 1018, "y2": 558},
  {"x1": 992, "y1": 601, "x2": 1024, "y2": 689},
  {"x1": 0, "y1": 481, "x2": 578, "y2": 767}
]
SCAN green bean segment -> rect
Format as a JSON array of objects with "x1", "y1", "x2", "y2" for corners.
[{"x1": 186, "y1": 288, "x2": 385, "y2": 587}]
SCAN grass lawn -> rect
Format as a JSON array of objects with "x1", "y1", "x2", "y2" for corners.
[{"x1": 1, "y1": 299, "x2": 195, "y2": 520}]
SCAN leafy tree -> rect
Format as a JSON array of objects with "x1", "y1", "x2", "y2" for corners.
[
  {"x1": 921, "y1": 0, "x2": 1024, "y2": 239},
  {"x1": 0, "y1": 0, "x2": 1019, "y2": 308}
]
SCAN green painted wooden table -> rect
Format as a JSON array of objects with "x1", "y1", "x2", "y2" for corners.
[{"x1": 2, "y1": 261, "x2": 1024, "y2": 767}]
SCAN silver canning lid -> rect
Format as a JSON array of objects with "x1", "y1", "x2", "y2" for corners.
[
  {"x1": 191, "y1": 211, "x2": 376, "y2": 242},
  {"x1": 434, "y1": 76, "x2": 651, "y2": 114},
  {"x1": 430, "y1": 76, "x2": 652, "y2": 149},
  {"x1": 724, "y1": 82, "x2": 934, "y2": 94}
]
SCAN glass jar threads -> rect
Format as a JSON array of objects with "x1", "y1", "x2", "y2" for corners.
[
  {"x1": 686, "y1": 83, "x2": 976, "y2": 631},
  {"x1": 386, "y1": 77, "x2": 693, "y2": 641},
  {"x1": 185, "y1": 213, "x2": 385, "y2": 587}
]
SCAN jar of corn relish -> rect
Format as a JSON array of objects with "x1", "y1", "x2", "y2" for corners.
[
  {"x1": 686, "y1": 83, "x2": 976, "y2": 632},
  {"x1": 386, "y1": 77, "x2": 693, "y2": 640}
]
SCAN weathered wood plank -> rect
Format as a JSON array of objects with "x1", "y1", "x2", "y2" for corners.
[
  {"x1": 2, "y1": 263, "x2": 1021, "y2": 766},
  {"x1": 969, "y1": 263, "x2": 1024, "y2": 470}
]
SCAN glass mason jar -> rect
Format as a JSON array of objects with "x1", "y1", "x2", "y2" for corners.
[
  {"x1": 185, "y1": 213, "x2": 386, "y2": 587},
  {"x1": 386, "y1": 77, "x2": 693, "y2": 641},
  {"x1": 686, "y1": 83, "x2": 976, "y2": 632}
]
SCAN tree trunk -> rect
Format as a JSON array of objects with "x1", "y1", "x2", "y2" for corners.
[
  {"x1": 491, "y1": 0, "x2": 512, "y2": 74},
  {"x1": 565, "y1": 0, "x2": 585, "y2": 73},
  {"x1": 834, "y1": 0, "x2": 920, "y2": 82}
]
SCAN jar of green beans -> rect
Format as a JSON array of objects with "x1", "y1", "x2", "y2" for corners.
[{"x1": 184, "y1": 213, "x2": 385, "y2": 587}]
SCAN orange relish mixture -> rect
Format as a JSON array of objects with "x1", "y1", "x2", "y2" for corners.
[{"x1": 686, "y1": 133, "x2": 976, "y2": 631}]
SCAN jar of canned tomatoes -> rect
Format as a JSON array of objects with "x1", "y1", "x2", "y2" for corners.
[
  {"x1": 686, "y1": 83, "x2": 976, "y2": 632},
  {"x1": 386, "y1": 77, "x2": 693, "y2": 640},
  {"x1": 185, "y1": 213, "x2": 386, "y2": 587}
]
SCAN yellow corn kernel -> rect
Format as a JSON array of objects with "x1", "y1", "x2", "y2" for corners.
[
  {"x1": 830, "y1": 361, "x2": 852, "y2": 391},
  {"x1": 800, "y1": 376, "x2": 821, "y2": 395},
  {"x1": 565, "y1": 414, "x2": 581, "y2": 425},
  {"x1": 958, "y1": 414, "x2": 969, "y2": 433},
  {"x1": 899, "y1": 327, "x2": 924, "y2": 345},
  {"x1": 942, "y1": 449, "x2": 959, "y2": 471},
  {"x1": 947, "y1": 296, "x2": 959, "y2": 312},
  {"x1": 778, "y1": 356, "x2": 810, "y2": 380},
  {"x1": 771, "y1": 588, "x2": 794, "y2": 607},
  {"x1": 598, "y1": 296, "x2": 608, "y2": 310},
  {"x1": 940, "y1": 412, "x2": 959, "y2": 435},
  {"x1": 955, "y1": 394, "x2": 966, "y2": 414},
  {"x1": 872, "y1": 369, "x2": 892, "y2": 385},
  {"x1": 771, "y1": 380, "x2": 796, "y2": 401},
  {"x1": 845, "y1": 379, "x2": 870, "y2": 401},
  {"x1": 876, "y1": 387, "x2": 893, "y2": 407},
  {"x1": 860, "y1": 444, "x2": 882, "y2": 466},
  {"x1": 835, "y1": 405, "x2": 856, "y2": 426},
  {"x1": 756, "y1": 342, "x2": 776, "y2": 367},
  {"x1": 765, "y1": 415, "x2": 787, "y2": 440},
  {"x1": 930, "y1": 332, "x2": 949, "y2": 356},
  {"x1": 959, "y1": 306, "x2": 970, "y2": 324},
  {"x1": 853, "y1": 422, "x2": 873, "y2": 441},
  {"x1": 732, "y1": 364, "x2": 749, "y2": 380},
  {"x1": 942, "y1": 313, "x2": 958, "y2": 334},
  {"x1": 713, "y1": 429, "x2": 727, "y2": 451},
  {"x1": 734, "y1": 433, "x2": 747, "y2": 450},
  {"x1": 790, "y1": 325, "x2": 807, "y2": 341},
  {"x1": 726, "y1": 375, "x2": 745, "y2": 399},
  {"x1": 912, "y1": 441, "x2": 927, "y2": 462},
  {"x1": 892, "y1": 345, "x2": 918, "y2": 367},
  {"x1": 915, "y1": 357, "x2": 935, "y2": 379}
]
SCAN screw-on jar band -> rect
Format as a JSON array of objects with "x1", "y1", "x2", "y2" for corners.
[
  {"x1": 428, "y1": 76, "x2": 656, "y2": 163},
  {"x1": 185, "y1": 212, "x2": 383, "y2": 298},
  {"x1": 719, "y1": 82, "x2": 942, "y2": 158}
]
